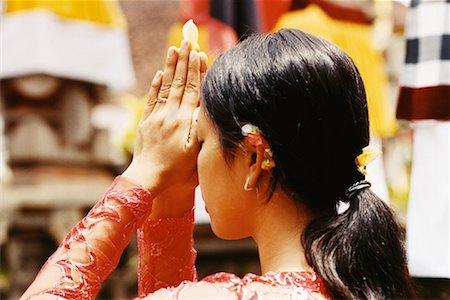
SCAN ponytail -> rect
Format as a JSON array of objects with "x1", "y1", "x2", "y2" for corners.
[{"x1": 303, "y1": 189, "x2": 416, "y2": 299}]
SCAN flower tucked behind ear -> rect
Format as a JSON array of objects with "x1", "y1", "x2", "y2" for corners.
[
  {"x1": 241, "y1": 124, "x2": 263, "y2": 146},
  {"x1": 356, "y1": 146, "x2": 382, "y2": 175},
  {"x1": 241, "y1": 123, "x2": 261, "y2": 135},
  {"x1": 241, "y1": 124, "x2": 276, "y2": 171}
]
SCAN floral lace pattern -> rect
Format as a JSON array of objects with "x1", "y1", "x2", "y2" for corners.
[
  {"x1": 23, "y1": 177, "x2": 153, "y2": 300},
  {"x1": 22, "y1": 177, "x2": 328, "y2": 300},
  {"x1": 144, "y1": 271, "x2": 327, "y2": 299},
  {"x1": 138, "y1": 209, "x2": 197, "y2": 296}
]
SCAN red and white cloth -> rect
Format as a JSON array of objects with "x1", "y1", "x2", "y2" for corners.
[
  {"x1": 397, "y1": 0, "x2": 449, "y2": 120},
  {"x1": 397, "y1": 0, "x2": 450, "y2": 279}
]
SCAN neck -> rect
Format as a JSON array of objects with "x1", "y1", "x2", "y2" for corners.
[{"x1": 252, "y1": 189, "x2": 315, "y2": 274}]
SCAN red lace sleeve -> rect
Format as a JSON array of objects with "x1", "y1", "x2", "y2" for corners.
[
  {"x1": 137, "y1": 208, "x2": 197, "y2": 296},
  {"x1": 20, "y1": 176, "x2": 153, "y2": 300}
]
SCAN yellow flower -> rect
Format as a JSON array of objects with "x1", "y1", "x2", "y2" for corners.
[{"x1": 355, "y1": 146, "x2": 382, "y2": 175}]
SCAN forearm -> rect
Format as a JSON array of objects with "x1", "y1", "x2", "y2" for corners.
[
  {"x1": 21, "y1": 176, "x2": 153, "y2": 300},
  {"x1": 138, "y1": 192, "x2": 197, "y2": 296}
]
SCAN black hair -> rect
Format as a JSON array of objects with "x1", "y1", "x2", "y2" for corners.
[{"x1": 201, "y1": 29, "x2": 415, "y2": 299}]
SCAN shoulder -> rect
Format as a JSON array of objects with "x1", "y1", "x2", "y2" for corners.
[
  {"x1": 138, "y1": 279, "x2": 239, "y2": 300},
  {"x1": 139, "y1": 272, "x2": 328, "y2": 300}
]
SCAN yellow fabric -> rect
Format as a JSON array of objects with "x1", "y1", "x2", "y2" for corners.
[
  {"x1": 273, "y1": 5, "x2": 397, "y2": 137},
  {"x1": 5, "y1": 0, "x2": 127, "y2": 29},
  {"x1": 167, "y1": 23, "x2": 214, "y2": 65}
]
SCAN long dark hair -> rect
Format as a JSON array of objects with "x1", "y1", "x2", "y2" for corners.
[{"x1": 201, "y1": 29, "x2": 415, "y2": 299}]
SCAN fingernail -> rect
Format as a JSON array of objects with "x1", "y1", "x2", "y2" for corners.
[{"x1": 190, "y1": 51, "x2": 198, "y2": 60}]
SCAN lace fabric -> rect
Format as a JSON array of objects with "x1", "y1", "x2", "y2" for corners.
[
  {"x1": 142, "y1": 271, "x2": 327, "y2": 299},
  {"x1": 138, "y1": 209, "x2": 197, "y2": 296},
  {"x1": 22, "y1": 176, "x2": 153, "y2": 300},
  {"x1": 137, "y1": 210, "x2": 328, "y2": 299},
  {"x1": 22, "y1": 177, "x2": 328, "y2": 300}
]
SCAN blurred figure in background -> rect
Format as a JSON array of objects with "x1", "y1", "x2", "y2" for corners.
[{"x1": 397, "y1": 0, "x2": 450, "y2": 297}]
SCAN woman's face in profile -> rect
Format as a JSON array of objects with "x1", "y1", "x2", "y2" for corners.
[{"x1": 196, "y1": 107, "x2": 259, "y2": 240}]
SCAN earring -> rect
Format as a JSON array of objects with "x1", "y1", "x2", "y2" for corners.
[
  {"x1": 261, "y1": 149, "x2": 275, "y2": 171},
  {"x1": 244, "y1": 177, "x2": 256, "y2": 191}
]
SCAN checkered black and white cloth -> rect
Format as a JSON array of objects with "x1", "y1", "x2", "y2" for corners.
[
  {"x1": 397, "y1": 0, "x2": 450, "y2": 120},
  {"x1": 399, "y1": 0, "x2": 450, "y2": 280}
]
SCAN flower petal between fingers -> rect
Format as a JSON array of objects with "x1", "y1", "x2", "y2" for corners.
[{"x1": 182, "y1": 19, "x2": 200, "y2": 50}]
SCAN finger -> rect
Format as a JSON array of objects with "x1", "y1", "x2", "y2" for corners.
[
  {"x1": 199, "y1": 51, "x2": 208, "y2": 85},
  {"x1": 154, "y1": 47, "x2": 178, "y2": 111},
  {"x1": 185, "y1": 107, "x2": 200, "y2": 152},
  {"x1": 140, "y1": 70, "x2": 163, "y2": 122},
  {"x1": 158, "y1": 46, "x2": 178, "y2": 99},
  {"x1": 165, "y1": 40, "x2": 190, "y2": 110},
  {"x1": 179, "y1": 50, "x2": 200, "y2": 114}
]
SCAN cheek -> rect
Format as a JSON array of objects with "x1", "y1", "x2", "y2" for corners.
[
  {"x1": 197, "y1": 154, "x2": 253, "y2": 239},
  {"x1": 196, "y1": 150, "x2": 208, "y2": 198},
  {"x1": 197, "y1": 147, "x2": 224, "y2": 212},
  {"x1": 197, "y1": 145, "x2": 235, "y2": 202},
  {"x1": 196, "y1": 146, "x2": 217, "y2": 204}
]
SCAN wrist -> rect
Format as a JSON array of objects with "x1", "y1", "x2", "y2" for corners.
[
  {"x1": 151, "y1": 188, "x2": 195, "y2": 218},
  {"x1": 121, "y1": 163, "x2": 162, "y2": 197}
]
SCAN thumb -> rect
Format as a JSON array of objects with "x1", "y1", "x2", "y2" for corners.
[{"x1": 185, "y1": 107, "x2": 200, "y2": 152}]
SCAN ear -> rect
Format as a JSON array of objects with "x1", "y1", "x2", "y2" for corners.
[{"x1": 244, "y1": 143, "x2": 265, "y2": 191}]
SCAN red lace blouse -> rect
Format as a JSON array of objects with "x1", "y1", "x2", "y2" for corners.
[{"x1": 21, "y1": 177, "x2": 328, "y2": 300}]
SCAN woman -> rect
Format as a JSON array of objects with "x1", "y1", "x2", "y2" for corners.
[{"x1": 21, "y1": 29, "x2": 415, "y2": 299}]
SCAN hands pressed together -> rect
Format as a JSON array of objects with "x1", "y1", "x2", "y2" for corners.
[
  {"x1": 122, "y1": 41, "x2": 208, "y2": 205},
  {"x1": 20, "y1": 41, "x2": 208, "y2": 300}
]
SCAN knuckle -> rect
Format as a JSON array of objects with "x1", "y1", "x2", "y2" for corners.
[
  {"x1": 184, "y1": 82, "x2": 198, "y2": 94},
  {"x1": 159, "y1": 82, "x2": 172, "y2": 94},
  {"x1": 146, "y1": 98, "x2": 156, "y2": 106},
  {"x1": 178, "y1": 51, "x2": 189, "y2": 60},
  {"x1": 189, "y1": 60, "x2": 199, "y2": 70},
  {"x1": 171, "y1": 78, "x2": 185, "y2": 88}
]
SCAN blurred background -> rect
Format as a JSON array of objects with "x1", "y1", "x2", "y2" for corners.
[{"x1": 0, "y1": 0, "x2": 448, "y2": 299}]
